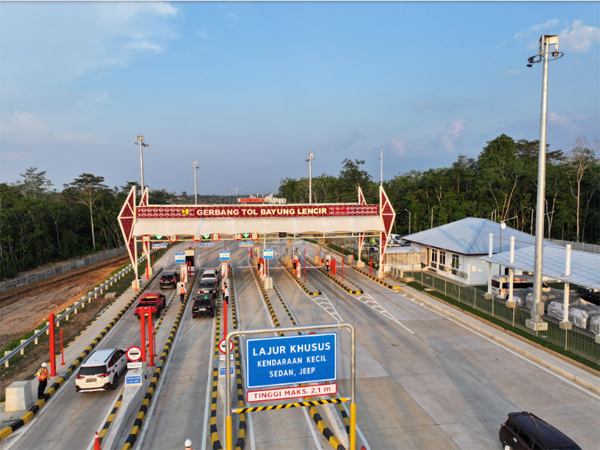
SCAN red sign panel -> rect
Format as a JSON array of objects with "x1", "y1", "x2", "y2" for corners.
[
  {"x1": 247, "y1": 383, "x2": 337, "y2": 403},
  {"x1": 136, "y1": 205, "x2": 379, "y2": 219}
]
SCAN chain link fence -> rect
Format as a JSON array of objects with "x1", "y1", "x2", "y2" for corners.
[
  {"x1": 405, "y1": 271, "x2": 599, "y2": 366},
  {"x1": 0, "y1": 247, "x2": 127, "y2": 293}
]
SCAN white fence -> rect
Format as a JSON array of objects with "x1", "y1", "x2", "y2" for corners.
[
  {"x1": 0, "y1": 247, "x2": 127, "y2": 293},
  {"x1": 548, "y1": 239, "x2": 600, "y2": 255}
]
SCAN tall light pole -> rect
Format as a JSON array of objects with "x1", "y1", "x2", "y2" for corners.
[
  {"x1": 526, "y1": 35, "x2": 563, "y2": 331},
  {"x1": 404, "y1": 209, "x2": 411, "y2": 235},
  {"x1": 193, "y1": 161, "x2": 198, "y2": 205},
  {"x1": 306, "y1": 153, "x2": 314, "y2": 204},
  {"x1": 135, "y1": 136, "x2": 149, "y2": 192}
]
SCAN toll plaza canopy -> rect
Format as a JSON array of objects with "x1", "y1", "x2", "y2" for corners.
[
  {"x1": 118, "y1": 186, "x2": 397, "y2": 272},
  {"x1": 479, "y1": 246, "x2": 600, "y2": 290},
  {"x1": 132, "y1": 205, "x2": 384, "y2": 236}
]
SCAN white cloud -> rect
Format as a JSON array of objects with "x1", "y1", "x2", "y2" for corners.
[
  {"x1": 227, "y1": 12, "x2": 238, "y2": 20},
  {"x1": 1, "y1": 111, "x2": 51, "y2": 144},
  {"x1": 531, "y1": 19, "x2": 560, "y2": 32},
  {"x1": 197, "y1": 29, "x2": 212, "y2": 40},
  {"x1": 392, "y1": 138, "x2": 407, "y2": 157},
  {"x1": 549, "y1": 112, "x2": 588, "y2": 132},
  {"x1": 560, "y1": 20, "x2": 600, "y2": 53},
  {"x1": 439, "y1": 119, "x2": 465, "y2": 152},
  {"x1": 497, "y1": 41, "x2": 507, "y2": 49},
  {"x1": 505, "y1": 69, "x2": 522, "y2": 75}
]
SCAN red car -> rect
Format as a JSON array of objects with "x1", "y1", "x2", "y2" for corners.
[{"x1": 135, "y1": 293, "x2": 166, "y2": 319}]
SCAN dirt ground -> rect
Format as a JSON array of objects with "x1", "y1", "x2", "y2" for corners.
[{"x1": 0, "y1": 253, "x2": 130, "y2": 351}]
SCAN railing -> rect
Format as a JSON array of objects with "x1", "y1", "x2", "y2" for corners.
[
  {"x1": 0, "y1": 251, "x2": 151, "y2": 368},
  {"x1": 404, "y1": 271, "x2": 599, "y2": 366},
  {"x1": 548, "y1": 239, "x2": 600, "y2": 255},
  {"x1": 0, "y1": 247, "x2": 128, "y2": 293}
]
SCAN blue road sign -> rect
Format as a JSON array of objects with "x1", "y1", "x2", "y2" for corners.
[
  {"x1": 152, "y1": 243, "x2": 167, "y2": 249},
  {"x1": 246, "y1": 333, "x2": 336, "y2": 389},
  {"x1": 126, "y1": 375, "x2": 142, "y2": 385},
  {"x1": 263, "y1": 249, "x2": 274, "y2": 259},
  {"x1": 219, "y1": 367, "x2": 234, "y2": 376},
  {"x1": 220, "y1": 251, "x2": 230, "y2": 261},
  {"x1": 175, "y1": 252, "x2": 185, "y2": 263}
]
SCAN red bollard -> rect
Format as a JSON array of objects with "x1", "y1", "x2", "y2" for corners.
[
  {"x1": 60, "y1": 330, "x2": 65, "y2": 365},
  {"x1": 49, "y1": 313, "x2": 56, "y2": 377},
  {"x1": 223, "y1": 299, "x2": 228, "y2": 340},
  {"x1": 152, "y1": 252, "x2": 155, "y2": 269},
  {"x1": 146, "y1": 264, "x2": 149, "y2": 280},
  {"x1": 140, "y1": 309, "x2": 147, "y2": 364},
  {"x1": 342, "y1": 247, "x2": 344, "y2": 282},
  {"x1": 370, "y1": 258, "x2": 372, "y2": 276},
  {"x1": 147, "y1": 307, "x2": 155, "y2": 367},
  {"x1": 94, "y1": 431, "x2": 102, "y2": 450},
  {"x1": 382, "y1": 252, "x2": 385, "y2": 281}
]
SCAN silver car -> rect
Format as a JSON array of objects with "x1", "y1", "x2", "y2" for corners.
[{"x1": 75, "y1": 348, "x2": 127, "y2": 392}]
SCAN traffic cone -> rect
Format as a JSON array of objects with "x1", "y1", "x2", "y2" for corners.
[{"x1": 94, "y1": 431, "x2": 102, "y2": 450}]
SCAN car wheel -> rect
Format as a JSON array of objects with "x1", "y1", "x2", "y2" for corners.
[{"x1": 111, "y1": 374, "x2": 119, "y2": 390}]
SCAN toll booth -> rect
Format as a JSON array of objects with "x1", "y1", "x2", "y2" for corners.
[{"x1": 185, "y1": 247, "x2": 196, "y2": 276}]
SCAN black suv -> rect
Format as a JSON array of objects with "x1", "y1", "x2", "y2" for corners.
[
  {"x1": 577, "y1": 285, "x2": 600, "y2": 306},
  {"x1": 192, "y1": 295, "x2": 215, "y2": 318},
  {"x1": 159, "y1": 271, "x2": 180, "y2": 289},
  {"x1": 197, "y1": 280, "x2": 217, "y2": 298},
  {"x1": 499, "y1": 412, "x2": 581, "y2": 450}
]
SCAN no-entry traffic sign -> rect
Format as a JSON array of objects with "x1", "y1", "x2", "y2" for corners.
[
  {"x1": 219, "y1": 338, "x2": 234, "y2": 354},
  {"x1": 126, "y1": 346, "x2": 143, "y2": 362}
]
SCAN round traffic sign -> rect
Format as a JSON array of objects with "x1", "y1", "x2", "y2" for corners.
[
  {"x1": 219, "y1": 338, "x2": 234, "y2": 354},
  {"x1": 169, "y1": 235, "x2": 178, "y2": 243},
  {"x1": 127, "y1": 346, "x2": 143, "y2": 362},
  {"x1": 193, "y1": 235, "x2": 202, "y2": 242},
  {"x1": 212, "y1": 233, "x2": 221, "y2": 242},
  {"x1": 142, "y1": 235, "x2": 151, "y2": 243}
]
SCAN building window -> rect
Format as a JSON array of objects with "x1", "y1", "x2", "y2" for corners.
[
  {"x1": 452, "y1": 254, "x2": 460, "y2": 269},
  {"x1": 431, "y1": 249, "x2": 437, "y2": 263},
  {"x1": 439, "y1": 251, "x2": 446, "y2": 266}
]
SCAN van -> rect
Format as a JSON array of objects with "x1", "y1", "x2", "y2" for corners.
[{"x1": 491, "y1": 274, "x2": 548, "y2": 300}]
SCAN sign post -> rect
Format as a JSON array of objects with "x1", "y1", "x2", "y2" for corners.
[{"x1": 224, "y1": 323, "x2": 356, "y2": 450}]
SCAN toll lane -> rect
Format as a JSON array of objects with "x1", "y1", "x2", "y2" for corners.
[
  {"x1": 130, "y1": 246, "x2": 223, "y2": 450},
  {"x1": 0, "y1": 244, "x2": 188, "y2": 450}
]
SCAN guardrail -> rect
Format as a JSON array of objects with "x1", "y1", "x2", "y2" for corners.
[
  {"x1": 0, "y1": 247, "x2": 128, "y2": 293},
  {"x1": 0, "y1": 251, "x2": 153, "y2": 368},
  {"x1": 548, "y1": 239, "x2": 600, "y2": 255}
]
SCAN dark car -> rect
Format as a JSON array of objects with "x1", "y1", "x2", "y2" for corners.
[
  {"x1": 577, "y1": 285, "x2": 600, "y2": 306},
  {"x1": 192, "y1": 295, "x2": 215, "y2": 318},
  {"x1": 499, "y1": 411, "x2": 581, "y2": 450},
  {"x1": 197, "y1": 280, "x2": 217, "y2": 298},
  {"x1": 159, "y1": 271, "x2": 180, "y2": 289}
]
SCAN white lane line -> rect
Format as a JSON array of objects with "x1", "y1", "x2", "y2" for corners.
[
  {"x1": 135, "y1": 282, "x2": 195, "y2": 449},
  {"x1": 201, "y1": 305, "x2": 218, "y2": 450},
  {"x1": 302, "y1": 406, "x2": 324, "y2": 450},
  {"x1": 408, "y1": 297, "x2": 600, "y2": 401}
]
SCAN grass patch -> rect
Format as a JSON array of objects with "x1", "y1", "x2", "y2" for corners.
[{"x1": 408, "y1": 282, "x2": 599, "y2": 371}]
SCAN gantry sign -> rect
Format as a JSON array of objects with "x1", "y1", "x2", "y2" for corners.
[{"x1": 118, "y1": 185, "x2": 396, "y2": 282}]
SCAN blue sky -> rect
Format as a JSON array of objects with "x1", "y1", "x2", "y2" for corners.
[{"x1": 1, "y1": 2, "x2": 598, "y2": 196}]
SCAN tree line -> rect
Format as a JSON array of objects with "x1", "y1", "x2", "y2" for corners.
[
  {"x1": 1, "y1": 134, "x2": 597, "y2": 279},
  {"x1": 278, "y1": 135, "x2": 600, "y2": 244}
]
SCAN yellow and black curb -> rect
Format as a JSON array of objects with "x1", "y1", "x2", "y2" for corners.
[
  {"x1": 98, "y1": 389, "x2": 124, "y2": 444},
  {"x1": 0, "y1": 268, "x2": 165, "y2": 442},
  {"x1": 210, "y1": 276, "x2": 223, "y2": 450},
  {"x1": 229, "y1": 273, "x2": 246, "y2": 450},
  {"x1": 234, "y1": 397, "x2": 348, "y2": 414},
  {"x1": 277, "y1": 258, "x2": 321, "y2": 296},
  {"x1": 309, "y1": 261, "x2": 363, "y2": 295},
  {"x1": 309, "y1": 403, "x2": 347, "y2": 450},
  {"x1": 351, "y1": 267, "x2": 401, "y2": 290},
  {"x1": 251, "y1": 268, "x2": 283, "y2": 335},
  {"x1": 121, "y1": 274, "x2": 197, "y2": 450}
]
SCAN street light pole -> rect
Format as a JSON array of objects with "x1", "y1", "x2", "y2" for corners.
[
  {"x1": 193, "y1": 160, "x2": 198, "y2": 205},
  {"x1": 526, "y1": 35, "x2": 563, "y2": 331},
  {"x1": 306, "y1": 153, "x2": 314, "y2": 204},
  {"x1": 135, "y1": 136, "x2": 149, "y2": 192},
  {"x1": 404, "y1": 209, "x2": 411, "y2": 235}
]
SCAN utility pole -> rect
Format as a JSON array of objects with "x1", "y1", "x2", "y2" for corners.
[
  {"x1": 405, "y1": 209, "x2": 411, "y2": 235},
  {"x1": 193, "y1": 160, "x2": 198, "y2": 205},
  {"x1": 135, "y1": 136, "x2": 149, "y2": 192},
  {"x1": 306, "y1": 153, "x2": 314, "y2": 204}
]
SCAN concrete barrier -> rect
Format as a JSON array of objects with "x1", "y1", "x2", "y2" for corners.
[{"x1": 5, "y1": 381, "x2": 33, "y2": 412}]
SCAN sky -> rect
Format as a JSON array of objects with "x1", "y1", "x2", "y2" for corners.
[{"x1": 1, "y1": 1, "x2": 599, "y2": 197}]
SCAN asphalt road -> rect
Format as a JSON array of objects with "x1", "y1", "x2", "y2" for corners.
[{"x1": 3, "y1": 240, "x2": 599, "y2": 450}]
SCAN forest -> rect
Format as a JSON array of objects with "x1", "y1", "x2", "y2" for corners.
[{"x1": 1, "y1": 134, "x2": 598, "y2": 280}]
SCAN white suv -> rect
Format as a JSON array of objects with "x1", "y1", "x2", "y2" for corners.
[
  {"x1": 75, "y1": 348, "x2": 126, "y2": 392},
  {"x1": 201, "y1": 269, "x2": 219, "y2": 284}
]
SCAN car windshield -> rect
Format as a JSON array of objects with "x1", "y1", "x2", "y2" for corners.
[
  {"x1": 79, "y1": 365, "x2": 107, "y2": 376},
  {"x1": 194, "y1": 299, "x2": 211, "y2": 306}
]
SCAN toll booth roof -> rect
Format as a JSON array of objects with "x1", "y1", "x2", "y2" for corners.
[{"x1": 132, "y1": 216, "x2": 385, "y2": 236}]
